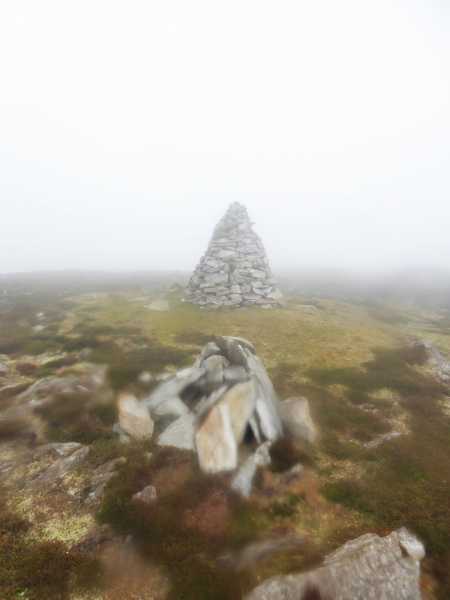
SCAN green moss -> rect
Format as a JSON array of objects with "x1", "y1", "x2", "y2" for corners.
[{"x1": 0, "y1": 488, "x2": 101, "y2": 600}]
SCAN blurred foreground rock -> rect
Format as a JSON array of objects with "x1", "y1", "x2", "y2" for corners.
[
  {"x1": 143, "y1": 335, "x2": 287, "y2": 479},
  {"x1": 246, "y1": 528, "x2": 425, "y2": 600}
]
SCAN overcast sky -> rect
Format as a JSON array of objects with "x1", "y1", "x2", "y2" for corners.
[{"x1": 1, "y1": 0, "x2": 449, "y2": 274}]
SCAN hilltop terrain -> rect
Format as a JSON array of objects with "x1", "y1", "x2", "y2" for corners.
[{"x1": 1, "y1": 274, "x2": 449, "y2": 599}]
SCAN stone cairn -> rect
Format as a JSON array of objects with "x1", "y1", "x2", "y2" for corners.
[{"x1": 185, "y1": 202, "x2": 283, "y2": 308}]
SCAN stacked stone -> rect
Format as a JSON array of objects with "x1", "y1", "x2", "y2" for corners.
[{"x1": 186, "y1": 202, "x2": 283, "y2": 308}]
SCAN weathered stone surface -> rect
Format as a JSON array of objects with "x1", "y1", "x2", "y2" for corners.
[
  {"x1": 195, "y1": 381, "x2": 256, "y2": 473},
  {"x1": 280, "y1": 397, "x2": 317, "y2": 443},
  {"x1": 231, "y1": 442, "x2": 272, "y2": 498},
  {"x1": 144, "y1": 367, "x2": 206, "y2": 415},
  {"x1": 243, "y1": 350, "x2": 283, "y2": 441},
  {"x1": 185, "y1": 203, "x2": 283, "y2": 309},
  {"x1": 195, "y1": 399, "x2": 238, "y2": 473},
  {"x1": 158, "y1": 413, "x2": 196, "y2": 450},
  {"x1": 245, "y1": 528, "x2": 425, "y2": 600},
  {"x1": 118, "y1": 393, "x2": 154, "y2": 440},
  {"x1": 132, "y1": 485, "x2": 157, "y2": 505}
]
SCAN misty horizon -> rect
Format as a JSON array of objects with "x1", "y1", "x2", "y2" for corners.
[{"x1": 1, "y1": 1, "x2": 449, "y2": 275}]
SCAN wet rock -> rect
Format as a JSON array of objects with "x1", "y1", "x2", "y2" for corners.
[
  {"x1": 231, "y1": 442, "x2": 272, "y2": 498},
  {"x1": 280, "y1": 397, "x2": 317, "y2": 443},
  {"x1": 144, "y1": 367, "x2": 206, "y2": 415},
  {"x1": 118, "y1": 393, "x2": 154, "y2": 441},
  {"x1": 132, "y1": 485, "x2": 157, "y2": 505},
  {"x1": 245, "y1": 528, "x2": 425, "y2": 600}
]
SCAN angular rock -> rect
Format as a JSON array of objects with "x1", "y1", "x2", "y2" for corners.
[
  {"x1": 231, "y1": 442, "x2": 272, "y2": 498},
  {"x1": 132, "y1": 485, "x2": 157, "y2": 505},
  {"x1": 118, "y1": 393, "x2": 154, "y2": 441},
  {"x1": 158, "y1": 413, "x2": 196, "y2": 450},
  {"x1": 195, "y1": 380, "x2": 257, "y2": 473},
  {"x1": 245, "y1": 528, "x2": 425, "y2": 600},
  {"x1": 280, "y1": 397, "x2": 317, "y2": 443}
]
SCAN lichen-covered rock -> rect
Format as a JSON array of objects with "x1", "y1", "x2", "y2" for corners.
[
  {"x1": 245, "y1": 528, "x2": 425, "y2": 600},
  {"x1": 185, "y1": 203, "x2": 283, "y2": 309},
  {"x1": 118, "y1": 393, "x2": 154, "y2": 440}
]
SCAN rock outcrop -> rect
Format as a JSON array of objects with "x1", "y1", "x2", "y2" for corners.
[
  {"x1": 245, "y1": 528, "x2": 425, "y2": 600},
  {"x1": 185, "y1": 203, "x2": 283, "y2": 309}
]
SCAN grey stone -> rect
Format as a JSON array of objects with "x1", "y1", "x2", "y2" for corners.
[
  {"x1": 132, "y1": 485, "x2": 157, "y2": 505},
  {"x1": 195, "y1": 381, "x2": 256, "y2": 473},
  {"x1": 245, "y1": 528, "x2": 425, "y2": 600},
  {"x1": 231, "y1": 442, "x2": 272, "y2": 498},
  {"x1": 118, "y1": 393, "x2": 154, "y2": 440},
  {"x1": 280, "y1": 397, "x2": 317, "y2": 443},
  {"x1": 158, "y1": 413, "x2": 196, "y2": 450}
]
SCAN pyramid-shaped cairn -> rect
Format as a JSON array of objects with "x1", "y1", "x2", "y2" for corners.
[{"x1": 186, "y1": 203, "x2": 283, "y2": 308}]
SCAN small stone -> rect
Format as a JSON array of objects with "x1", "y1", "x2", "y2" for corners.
[{"x1": 132, "y1": 485, "x2": 157, "y2": 505}]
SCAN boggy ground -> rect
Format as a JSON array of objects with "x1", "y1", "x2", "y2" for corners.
[{"x1": 1, "y1": 286, "x2": 450, "y2": 599}]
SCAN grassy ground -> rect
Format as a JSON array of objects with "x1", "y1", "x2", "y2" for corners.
[{"x1": 1, "y1": 290, "x2": 450, "y2": 599}]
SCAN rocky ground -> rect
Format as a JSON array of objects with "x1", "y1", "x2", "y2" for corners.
[{"x1": 1, "y1": 282, "x2": 450, "y2": 599}]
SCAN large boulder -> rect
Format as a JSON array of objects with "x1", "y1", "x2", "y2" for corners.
[
  {"x1": 118, "y1": 393, "x2": 154, "y2": 441},
  {"x1": 158, "y1": 413, "x2": 196, "y2": 450},
  {"x1": 245, "y1": 528, "x2": 425, "y2": 600},
  {"x1": 195, "y1": 381, "x2": 256, "y2": 473},
  {"x1": 280, "y1": 397, "x2": 317, "y2": 443}
]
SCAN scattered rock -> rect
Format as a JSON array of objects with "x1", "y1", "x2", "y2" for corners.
[
  {"x1": 118, "y1": 393, "x2": 154, "y2": 441},
  {"x1": 132, "y1": 485, "x2": 157, "y2": 505},
  {"x1": 195, "y1": 381, "x2": 256, "y2": 474},
  {"x1": 415, "y1": 340, "x2": 450, "y2": 383},
  {"x1": 231, "y1": 441, "x2": 272, "y2": 498},
  {"x1": 364, "y1": 431, "x2": 402, "y2": 449},
  {"x1": 245, "y1": 528, "x2": 425, "y2": 600},
  {"x1": 85, "y1": 457, "x2": 127, "y2": 506},
  {"x1": 185, "y1": 203, "x2": 283, "y2": 309},
  {"x1": 280, "y1": 397, "x2": 318, "y2": 444},
  {"x1": 32, "y1": 444, "x2": 90, "y2": 487}
]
